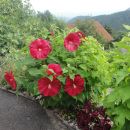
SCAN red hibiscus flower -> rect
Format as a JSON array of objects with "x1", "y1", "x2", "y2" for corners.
[
  {"x1": 4, "y1": 71, "x2": 17, "y2": 90},
  {"x1": 64, "y1": 75, "x2": 84, "y2": 96},
  {"x1": 29, "y1": 38, "x2": 52, "y2": 60},
  {"x1": 64, "y1": 32, "x2": 81, "y2": 52},
  {"x1": 76, "y1": 31, "x2": 86, "y2": 39},
  {"x1": 47, "y1": 64, "x2": 63, "y2": 78},
  {"x1": 38, "y1": 77, "x2": 61, "y2": 96}
]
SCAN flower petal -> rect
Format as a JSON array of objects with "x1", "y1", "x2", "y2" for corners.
[
  {"x1": 38, "y1": 77, "x2": 51, "y2": 95},
  {"x1": 65, "y1": 75, "x2": 84, "y2": 96},
  {"x1": 50, "y1": 79, "x2": 61, "y2": 96},
  {"x1": 74, "y1": 74, "x2": 84, "y2": 87}
]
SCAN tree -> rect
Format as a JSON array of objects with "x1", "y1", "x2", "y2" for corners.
[
  {"x1": 37, "y1": 10, "x2": 54, "y2": 23},
  {"x1": 104, "y1": 25, "x2": 113, "y2": 35},
  {"x1": 0, "y1": 0, "x2": 48, "y2": 56},
  {"x1": 37, "y1": 10, "x2": 66, "y2": 30}
]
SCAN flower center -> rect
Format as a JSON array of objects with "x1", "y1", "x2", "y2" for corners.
[
  {"x1": 69, "y1": 41, "x2": 74, "y2": 45},
  {"x1": 73, "y1": 84, "x2": 77, "y2": 89},
  {"x1": 48, "y1": 84, "x2": 51, "y2": 89},
  {"x1": 38, "y1": 48, "x2": 42, "y2": 51},
  {"x1": 10, "y1": 78, "x2": 13, "y2": 81}
]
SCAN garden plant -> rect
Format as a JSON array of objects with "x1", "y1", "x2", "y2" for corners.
[
  {"x1": 1, "y1": 0, "x2": 130, "y2": 130},
  {"x1": 2, "y1": 27, "x2": 113, "y2": 130}
]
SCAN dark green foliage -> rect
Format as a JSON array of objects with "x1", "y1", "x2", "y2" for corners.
[{"x1": 104, "y1": 25, "x2": 113, "y2": 35}]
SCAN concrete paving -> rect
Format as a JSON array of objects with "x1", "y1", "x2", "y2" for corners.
[{"x1": 0, "y1": 89, "x2": 73, "y2": 130}]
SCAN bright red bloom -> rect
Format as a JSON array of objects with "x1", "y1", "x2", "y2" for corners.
[
  {"x1": 38, "y1": 77, "x2": 61, "y2": 96},
  {"x1": 4, "y1": 71, "x2": 17, "y2": 90},
  {"x1": 29, "y1": 38, "x2": 52, "y2": 60},
  {"x1": 64, "y1": 33, "x2": 81, "y2": 52},
  {"x1": 47, "y1": 64, "x2": 63, "y2": 77},
  {"x1": 64, "y1": 75, "x2": 84, "y2": 96},
  {"x1": 76, "y1": 31, "x2": 86, "y2": 39}
]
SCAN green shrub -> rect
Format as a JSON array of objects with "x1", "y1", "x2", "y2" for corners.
[{"x1": 103, "y1": 25, "x2": 130, "y2": 130}]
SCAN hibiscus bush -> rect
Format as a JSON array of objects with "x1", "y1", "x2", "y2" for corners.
[{"x1": 2, "y1": 27, "x2": 111, "y2": 109}]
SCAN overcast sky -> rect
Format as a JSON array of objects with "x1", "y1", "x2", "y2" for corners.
[{"x1": 29, "y1": 0, "x2": 130, "y2": 18}]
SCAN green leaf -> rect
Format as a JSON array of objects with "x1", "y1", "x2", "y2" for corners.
[
  {"x1": 103, "y1": 89, "x2": 119, "y2": 107},
  {"x1": 123, "y1": 25, "x2": 130, "y2": 30},
  {"x1": 113, "y1": 106, "x2": 130, "y2": 127},
  {"x1": 115, "y1": 70, "x2": 129, "y2": 85},
  {"x1": 73, "y1": 93, "x2": 86, "y2": 103},
  {"x1": 126, "y1": 100, "x2": 130, "y2": 109},
  {"x1": 119, "y1": 86, "x2": 130, "y2": 103},
  {"x1": 79, "y1": 64, "x2": 86, "y2": 70},
  {"x1": 22, "y1": 56, "x2": 36, "y2": 65},
  {"x1": 63, "y1": 68, "x2": 68, "y2": 74},
  {"x1": 28, "y1": 68, "x2": 43, "y2": 76},
  {"x1": 48, "y1": 75, "x2": 53, "y2": 81}
]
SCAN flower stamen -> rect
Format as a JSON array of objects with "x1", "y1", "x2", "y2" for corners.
[
  {"x1": 48, "y1": 84, "x2": 51, "y2": 89},
  {"x1": 73, "y1": 84, "x2": 77, "y2": 89},
  {"x1": 38, "y1": 48, "x2": 42, "y2": 51}
]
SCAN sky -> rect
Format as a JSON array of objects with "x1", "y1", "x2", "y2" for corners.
[{"x1": 29, "y1": 0, "x2": 130, "y2": 18}]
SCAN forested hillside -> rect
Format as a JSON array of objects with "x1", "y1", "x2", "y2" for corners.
[{"x1": 69, "y1": 9, "x2": 130, "y2": 32}]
